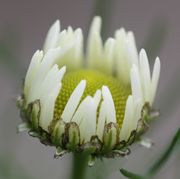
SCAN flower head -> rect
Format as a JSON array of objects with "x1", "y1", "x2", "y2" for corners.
[{"x1": 17, "y1": 17, "x2": 160, "y2": 162}]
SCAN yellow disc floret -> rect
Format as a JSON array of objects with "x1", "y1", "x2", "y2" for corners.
[{"x1": 54, "y1": 69, "x2": 131, "y2": 127}]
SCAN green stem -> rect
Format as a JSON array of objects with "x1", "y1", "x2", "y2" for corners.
[{"x1": 70, "y1": 153, "x2": 89, "y2": 179}]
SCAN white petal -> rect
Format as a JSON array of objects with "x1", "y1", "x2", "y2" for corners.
[
  {"x1": 130, "y1": 97, "x2": 142, "y2": 132},
  {"x1": 43, "y1": 20, "x2": 60, "y2": 53},
  {"x1": 79, "y1": 102, "x2": 96, "y2": 143},
  {"x1": 139, "y1": 49, "x2": 151, "y2": 102},
  {"x1": 96, "y1": 101, "x2": 106, "y2": 141},
  {"x1": 86, "y1": 16, "x2": 103, "y2": 69},
  {"x1": 39, "y1": 82, "x2": 62, "y2": 131},
  {"x1": 57, "y1": 27, "x2": 74, "y2": 48},
  {"x1": 114, "y1": 29, "x2": 139, "y2": 85},
  {"x1": 39, "y1": 66, "x2": 66, "y2": 131},
  {"x1": 103, "y1": 38, "x2": 115, "y2": 74},
  {"x1": 27, "y1": 48, "x2": 62, "y2": 103},
  {"x1": 102, "y1": 86, "x2": 116, "y2": 123},
  {"x1": 54, "y1": 29, "x2": 83, "y2": 70},
  {"x1": 130, "y1": 65, "x2": 143, "y2": 101},
  {"x1": 93, "y1": 89, "x2": 102, "y2": 108},
  {"x1": 126, "y1": 31, "x2": 138, "y2": 66},
  {"x1": 71, "y1": 96, "x2": 97, "y2": 143},
  {"x1": 62, "y1": 80, "x2": 86, "y2": 123},
  {"x1": 24, "y1": 50, "x2": 43, "y2": 98},
  {"x1": 115, "y1": 28, "x2": 126, "y2": 39},
  {"x1": 40, "y1": 65, "x2": 65, "y2": 98},
  {"x1": 120, "y1": 94, "x2": 143, "y2": 141},
  {"x1": 120, "y1": 95, "x2": 134, "y2": 141},
  {"x1": 114, "y1": 28, "x2": 131, "y2": 84},
  {"x1": 33, "y1": 48, "x2": 61, "y2": 84},
  {"x1": 73, "y1": 28, "x2": 83, "y2": 69},
  {"x1": 151, "y1": 57, "x2": 161, "y2": 104}
]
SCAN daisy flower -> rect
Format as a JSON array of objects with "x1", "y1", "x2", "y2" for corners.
[{"x1": 17, "y1": 16, "x2": 160, "y2": 161}]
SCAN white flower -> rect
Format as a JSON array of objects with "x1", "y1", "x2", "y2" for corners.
[{"x1": 18, "y1": 16, "x2": 160, "y2": 158}]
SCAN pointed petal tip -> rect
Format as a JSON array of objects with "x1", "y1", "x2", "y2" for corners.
[
  {"x1": 60, "y1": 65, "x2": 66, "y2": 72},
  {"x1": 91, "y1": 16, "x2": 102, "y2": 31},
  {"x1": 53, "y1": 19, "x2": 60, "y2": 28},
  {"x1": 93, "y1": 16, "x2": 102, "y2": 22},
  {"x1": 155, "y1": 56, "x2": 161, "y2": 65},
  {"x1": 94, "y1": 89, "x2": 101, "y2": 96},
  {"x1": 102, "y1": 85, "x2": 108, "y2": 91},
  {"x1": 80, "y1": 79, "x2": 86, "y2": 87},
  {"x1": 139, "y1": 48, "x2": 147, "y2": 57},
  {"x1": 154, "y1": 57, "x2": 161, "y2": 75}
]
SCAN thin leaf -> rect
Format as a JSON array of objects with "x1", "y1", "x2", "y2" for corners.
[
  {"x1": 148, "y1": 128, "x2": 180, "y2": 176},
  {"x1": 120, "y1": 169, "x2": 145, "y2": 179}
]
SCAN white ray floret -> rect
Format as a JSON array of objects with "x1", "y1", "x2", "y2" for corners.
[
  {"x1": 125, "y1": 31, "x2": 138, "y2": 66},
  {"x1": 43, "y1": 20, "x2": 60, "y2": 53},
  {"x1": 96, "y1": 86, "x2": 116, "y2": 141},
  {"x1": 24, "y1": 50, "x2": 43, "y2": 98},
  {"x1": 120, "y1": 95, "x2": 134, "y2": 141},
  {"x1": 151, "y1": 57, "x2": 160, "y2": 104},
  {"x1": 54, "y1": 28, "x2": 83, "y2": 71},
  {"x1": 96, "y1": 101, "x2": 106, "y2": 141},
  {"x1": 103, "y1": 38, "x2": 115, "y2": 75},
  {"x1": 39, "y1": 66, "x2": 66, "y2": 131},
  {"x1": 27, "y1": 48, "x2": 62, "y2": 103},
  {"x1": 43, "y1": 21, "x2": 84, "y2": 71},
  {"x1": 62, "y1": 80, "x2": 86, "y2": 123},
  {"x1": 130, "y1": 65, "x2": 143, "y2": 101},
  {"x1": 87, "y1": 16, "x2": 103, "y2": 70},
  {"x1": 114, "y1": 28, "x2": 139, "y2": 85},
  {"x1": 102, "y1": 86, "x2": 116, "y2": 123},
  {"x1": 71, "y1": 95, "x2": 97, "y2": 143},
  {"x1": 139, "y1": 49, "x2": 151, "y2": 102}
]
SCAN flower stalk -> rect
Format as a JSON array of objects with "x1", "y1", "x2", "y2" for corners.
[{"x1": 71, "y1": 153, "x2": 89, "y2": 179}]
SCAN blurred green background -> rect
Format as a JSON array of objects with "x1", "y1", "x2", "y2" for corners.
[{"x1": 0, "y1": 0, "x2": 179, "y2": 178}]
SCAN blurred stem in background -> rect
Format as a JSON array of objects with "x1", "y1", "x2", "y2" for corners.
[
  {"x1": 91, "y1": 0, "x2": 115, "y2": 40},
  {"x1": 0, "y1": 27, "x2": 23, "y2": 77}
]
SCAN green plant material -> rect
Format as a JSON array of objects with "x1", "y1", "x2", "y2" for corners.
[
  {"x1": 147, "y1": 128, "x2": 180, "y2": 176},
  {"x1": 70, "y1": 153, "x2": 89, "y2": 179},
  {"x1": 0, "y1": 28, "x2": 22, "y2": 76},
  {"x1": 120, "y1": 129, "x2": 180, "y2": 179},
  {"x1": 91, "y1": 0, "x2": 115, "y2": 40},
  {"x1": 142, "y1": 19, "x2": 167, "y2": 62},
  {"x1": 120, "y1": 169, "x2": 145, "y2": 179}
]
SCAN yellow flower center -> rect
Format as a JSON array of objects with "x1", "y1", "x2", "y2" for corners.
[{"x1": 54, "y1": 69, "x2": 131, "y2": 127}]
